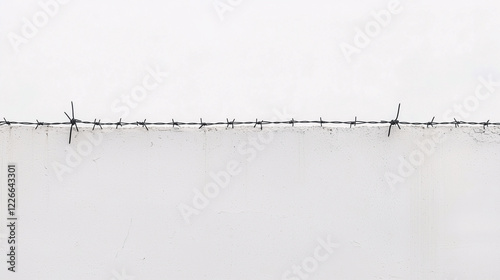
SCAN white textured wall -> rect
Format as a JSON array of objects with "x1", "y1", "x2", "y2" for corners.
[{"x1": 0, "y1": 126, "x2": 499, "y2": 279}]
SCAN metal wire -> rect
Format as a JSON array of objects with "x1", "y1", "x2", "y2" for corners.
[{"x1": 0, "y1": 102, "x2": 498, "y2": 144}]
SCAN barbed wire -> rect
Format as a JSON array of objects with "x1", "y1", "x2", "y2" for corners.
[{"x1": 0, "y1": 102, "x2": 498, "y2": 144}]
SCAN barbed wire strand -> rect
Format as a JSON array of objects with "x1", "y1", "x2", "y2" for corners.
[{"x1": 0, "y1": 102, "x2": 498, "y2": 144}]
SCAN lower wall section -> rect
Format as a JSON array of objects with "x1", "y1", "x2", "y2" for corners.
[{"x1": 0, "y1": 126, "x2": 499, "y2": 279}]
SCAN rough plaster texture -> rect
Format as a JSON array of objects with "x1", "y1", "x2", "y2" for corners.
[{"x1": 0, "y1": 126, "x2": 499, "y2": 279}]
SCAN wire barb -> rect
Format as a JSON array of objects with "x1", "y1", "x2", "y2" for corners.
[
  {"x1": 483, "y1": 120, "x2": 490, "y2": 129},
  {"x1": 137, "y1": 119, "x2": 148, "y2": 131},
  {"x1": 64, "y1": 101, "x2": 79, "y2": 144},
  {"x1": 3, "y1": 117, "x2": 11, "y2": 126},
  {"x1": 35, "y1": 119, "x2": 44, "y2": 129},
  {"x1": 226, "y1": 118, "x2": 235, "y2": 129},
  {"x1": 93, "y1": 119, "x2": 102, "y2": 130},
  {"x1": 388, "y1": 103, "x2": 401, "y2": 137},
  {"x1": 254, "y1": 119, "x2": 263, "y2": 130},
  {"x1": 350, "y1": 116, "x2": 357, "y2": 128},
  {"x1": 427, "y1": 116, "x2": 435, "y2": 128},
  {"x1": 199, "y1": 118, "x2": 207, "y2": 129},
  {"x1": 116, "y1": 118, "x2": 122, "y2": 129},
  {"x1": 171, "y1": 119, "x2": 180, "y2": 128}
]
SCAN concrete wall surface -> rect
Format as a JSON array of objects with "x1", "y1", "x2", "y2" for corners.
[{"x1": 0, "y1": 126, "x2": 499, "y2": 279}]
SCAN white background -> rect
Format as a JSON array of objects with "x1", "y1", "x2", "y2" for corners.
[{"x1": 0, "y1": 0, "x2": 500, "y2": 122}]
